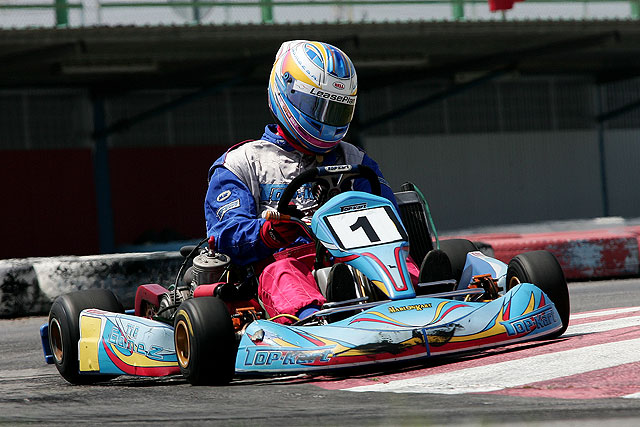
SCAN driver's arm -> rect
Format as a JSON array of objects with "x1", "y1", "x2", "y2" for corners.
[
  {"x1": 353, "y1": 154, "x2": 400, "y2": 211},
  {"x1": 205, "y1": 166, "x2": 275, "y2": 265}
]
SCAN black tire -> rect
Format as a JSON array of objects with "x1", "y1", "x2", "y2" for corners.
[
  {"x1": 48, "y1": 288, "x2": 124, "y2": 384},
  {"x1": 438, "y1": 239, "x2": 479, "y2": 283},
  {"x1": 506, "y1": 250, "x2": 570, "y2": 338},
  {"x1": 174, "y1": 297, "x2": 236, "y2": 386},
  {"x1": 418, "y1": 249, "x2": 454, "y2": 294}
]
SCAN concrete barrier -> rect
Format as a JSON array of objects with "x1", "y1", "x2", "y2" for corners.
[
  {"x1": 451, "y1": 227, "x2": 640, "y2": 280},
  {"x1": 0, "y1": 252, "x2": 183, "y2": 318},
  {"x1": 0, "y1": 259, "x2": 47, "y2": 318}
]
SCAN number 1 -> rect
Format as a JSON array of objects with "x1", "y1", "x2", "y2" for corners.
[{"x1": 350, "y1": 216, "x2": 381, "y2": 243}]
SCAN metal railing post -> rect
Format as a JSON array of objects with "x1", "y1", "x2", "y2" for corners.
[
  {"x1": 55, "y1": 0, "x2": 69, "y2": 27},
  {"x1": 260, "y1": 0, "x2": 274, "y2": 23},
  {"x1": 92, "y1": 94, "x2": 116, "y2": 254},
  {"x1": 632, "y1": 0, "x2": 640, "y2": 19},
  {"x1": 595, "y1": 84, "x2": 610, "y2": 217},
  {"x1": 191, "y1": 0, "x2": 201, "y2": 23},
  {"x1": 452, "y1": 0, "x2": 465, "y2": 20}
]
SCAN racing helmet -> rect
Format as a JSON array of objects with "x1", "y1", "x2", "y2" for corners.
[{"x1": 268, "y1": 40, "x2": 358, "y2": 154}]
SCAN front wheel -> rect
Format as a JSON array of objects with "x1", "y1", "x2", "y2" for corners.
[
  {"x1": 174, "y1": 297, "x2": 236, "y2": 386},
  {"x1": 48, "y1": 288, "x2": 124, "y2": 384},
  {"x1": 506, "y1": 250, "x2": 570, "y2": 337}
]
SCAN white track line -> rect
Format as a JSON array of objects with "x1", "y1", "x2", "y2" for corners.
[
  {"x1": 570, "y1": 306, "x2": 640, "y2": 320},
  {"x1": 347, "y1": 337, "x2": 640, "y2": 394},
  {"x1": 346, "y1": 314, "x2": 640, "y2": 394},
  {"x1": 564, "y1": 315, "x2": 640, "y2": 335}
]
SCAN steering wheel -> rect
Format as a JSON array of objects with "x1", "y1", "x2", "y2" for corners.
[{"x1": 276, "y1": 164, "x2": 382, "y2": 215}]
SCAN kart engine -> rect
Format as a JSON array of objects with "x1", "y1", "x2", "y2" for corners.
[
  {"x1": 158, "y1": 248, "x2": 231, "y2": 317},
  {"x1": 158, "y1": 286, "x2": 192, "y2": 316},
  {"x1": 192, "y1": 250, "x2": 231, "y2": 286}
]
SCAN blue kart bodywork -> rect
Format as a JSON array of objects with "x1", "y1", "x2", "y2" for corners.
[
  {"x1": 41, "y1": 172, "x2": 566, "y2": 381},
  {"x1": 234, "y1": 191, "x2": 561, "y2": 373}
]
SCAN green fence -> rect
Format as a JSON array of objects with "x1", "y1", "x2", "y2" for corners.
[{"x1": 1, "y1": 0, "x2": 639, "y2": 27}]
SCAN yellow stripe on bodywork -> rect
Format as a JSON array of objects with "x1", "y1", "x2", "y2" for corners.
[
  {"x1": 79, "y1": 315, "x2": 103, "y2": 372},
  {"x1": 526, "y1": 292, "x2": 537, "y2": 313},
  {"x1": 273, "y1": 337, "x2": 299, "y2": 348},
  {"x1": 431, "y1": 301, "x2": 450, "y2": 324},
  {"x1": 301, "y1": 333, "x2": 351, "y2": 356},
  {"x1": 449, "y1": 307, "x2": 507, "y2": 342},
  {"x1": 108, "y1": 343, "x2": 178, "y2": 368},
  {"x1": 371, "y1": 280, "x2": 390, "y2": 297},
  {"x1": 363, "y1": 311, "x2": 412, "y2": 327}
]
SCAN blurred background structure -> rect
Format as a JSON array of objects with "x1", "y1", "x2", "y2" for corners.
[{"x1": 2, "y1": 1, "x2": 640, "y2": 258}]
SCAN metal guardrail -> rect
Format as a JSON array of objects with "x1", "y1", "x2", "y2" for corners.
[
  {"x1": 1, "y1": 0, "x2": 639, "y2": 27},
  {"x1": 100, "y1": 0, "x2": 474, "y2": 24},
  {"x1": 0, "y1": 1, "x2": 81, "y2": 27}
]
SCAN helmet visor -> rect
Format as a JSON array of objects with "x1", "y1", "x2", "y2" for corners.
[{"x1": 286, "y1": 79, "x2": 356, "y2": 127}]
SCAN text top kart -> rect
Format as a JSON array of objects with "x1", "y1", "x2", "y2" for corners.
[{"x1": 40, "y1": 164, "x2": 570, "y2": 385}]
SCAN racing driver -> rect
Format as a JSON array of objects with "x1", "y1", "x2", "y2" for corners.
[{"x1": 205, "y1": 40, "x2": 402, "y2": 323}]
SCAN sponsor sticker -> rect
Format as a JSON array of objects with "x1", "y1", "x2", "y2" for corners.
[
  {"x1": 500, "y1": 306, "x2": 557, "y2": 336},
  {"x1": 243, "y1": 346, "x2": 334, "y2": 366},
  {"x1": 216, "y1": 190, "x2": 231, "y2": 202},
  {"x1": 216, "y1": 199, "x2": 240, "y2": 220},
  {"x1": 340, "y1": 202, "x2": 367, "y2": 212},
  {"x1": 388, "y1": 303, "x2": 433, "y2": 314},
  {"x1": 259, "y1": 183, "x2": 314, "y2": 203},
  {"x1": 293, "y1": 80, "x2": 356, "y2": 105},
  {"x1": 323, "y1": 165, "x2": 352, "y2": 173}
]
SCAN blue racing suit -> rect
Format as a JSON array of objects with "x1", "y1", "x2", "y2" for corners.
[{"x1": 205, "y1": 124, "x2": 398, "y2": 266}]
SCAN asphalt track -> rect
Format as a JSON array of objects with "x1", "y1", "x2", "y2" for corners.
[{"x1": 2, "y1": 279, "x2": 640, "y2": 426}]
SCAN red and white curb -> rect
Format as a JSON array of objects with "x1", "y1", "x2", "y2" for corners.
[
  {"x1": 451, "y1": 227, "x2": 640, "y2": 279},
  {"x1": 316, "y1": 306, "x2": 640, "y2": 399}
]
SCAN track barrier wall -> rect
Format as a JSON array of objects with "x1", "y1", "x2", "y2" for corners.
[
  {"x1": 0, "y1": 252, "x2": 182, "y2": 318},
  {"x1": 454, "y1": 228, "x2": 640, "y2": 280}
]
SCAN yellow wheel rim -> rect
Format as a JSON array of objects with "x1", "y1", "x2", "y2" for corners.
[
  {"x1": 49, "y1": 318, "x2": 64, "y2": 363},
  {"x1": 175, "y1": 319, "x2": 191, "y2": 369},
  {"x1": 508, "y1": 276, "x2": 521, "y2": 291}
]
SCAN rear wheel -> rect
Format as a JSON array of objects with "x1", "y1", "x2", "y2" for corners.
[
  {"x1": 48, "y1": 289, "x2": 124, "y2": 384},
  {"x1": 506, "y1": 250, "x2": 570, "y2": 337},
  {"x1": 420, "y1": 239, "x2": 479, "y2": 291},
  {"x1": 174, "y1": 297, "x2": 236, "y2": 385},
  {"x1": 439, "y1": 239, "x2": 479, "y2": 282}
]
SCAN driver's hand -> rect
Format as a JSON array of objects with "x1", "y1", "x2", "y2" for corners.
[{"x1": 260, "y1": 220, "x2": 303, "y2": 249}]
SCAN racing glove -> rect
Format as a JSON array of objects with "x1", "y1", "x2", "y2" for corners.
[{"x1": 260, "y1": 220, "x2": 304, "y2": 249}]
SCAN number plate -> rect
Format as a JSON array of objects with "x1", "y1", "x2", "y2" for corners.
[{"x1": 323, "y1": 206, "x2": 407, "y2": 250}]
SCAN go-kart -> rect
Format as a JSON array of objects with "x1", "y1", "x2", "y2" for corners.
[{"x1": 40, "y1": 164, "x2": 570, "y2": 385}]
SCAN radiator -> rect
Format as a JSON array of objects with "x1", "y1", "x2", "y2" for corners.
[{"x1": 395, "y1": 184, "x2": 435, "y2": 265}]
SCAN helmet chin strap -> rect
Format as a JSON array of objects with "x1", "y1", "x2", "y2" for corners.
[{"x1": 276, "y1": 125, "x2": 325, "y2": 163}]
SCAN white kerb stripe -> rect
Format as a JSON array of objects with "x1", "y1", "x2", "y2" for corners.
[{"x1": 346, "y1": 337, "x2": 640, "y2": 394}]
